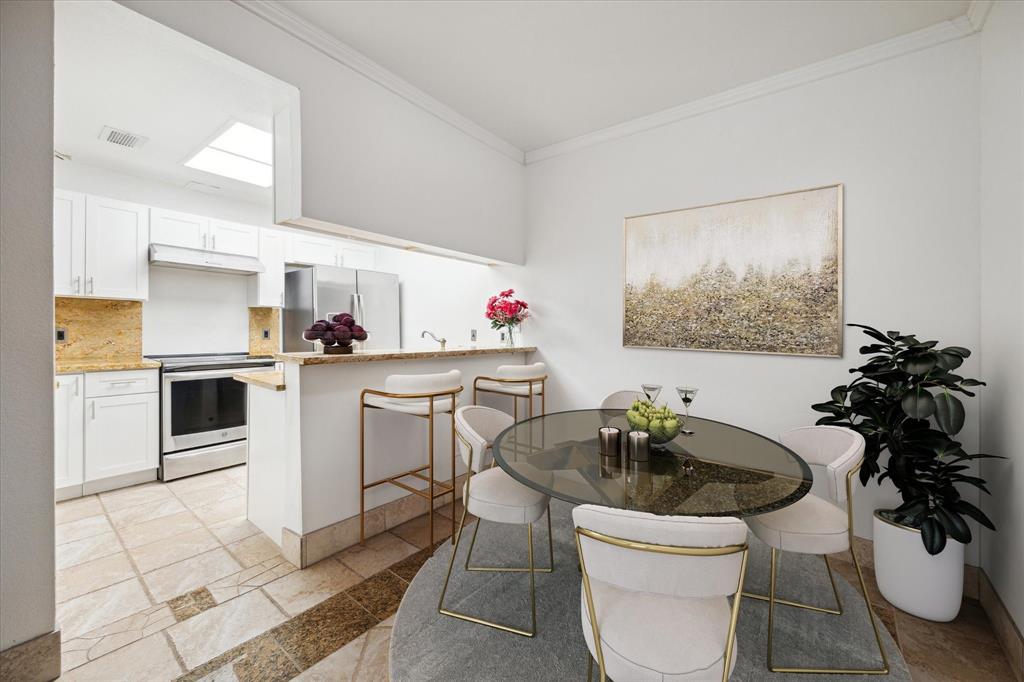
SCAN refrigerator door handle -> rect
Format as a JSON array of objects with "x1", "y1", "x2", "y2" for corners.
[{"x1": 352, "y1": 293, "x2": 365, "y2": 327}]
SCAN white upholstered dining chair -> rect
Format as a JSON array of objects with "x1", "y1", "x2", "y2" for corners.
[
  {"x1": 744, "y1": 425, "x2": 889, "y2": 674},
  {"x1": 599, "y1": 390, "x2": 642, "y2": 410},
  {"x1": 437, "y1": 405, "x2": 553, "y2": 637},
  {"x1": 573, "y1": 504, "x2": 749, "y2": 682}
]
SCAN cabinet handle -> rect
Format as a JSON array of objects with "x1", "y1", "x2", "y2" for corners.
[
  {"x1": 74, "y1": 275, "x2": 81, "y2": 293},
  {"x1": 87, "y1": 276, "x2": 94, "y2": 294},
  {"x1": 203, "y1": 233, "x2": 207, "y2": 248},
  {"x1": 90, "y1": 401, "x2": 96, "y2": 420},
  {"x1": 212, "y1": 235, "x2": 216, "y2": 250}
]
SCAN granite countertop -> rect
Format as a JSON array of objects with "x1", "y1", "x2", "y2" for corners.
[
  {"x1": 232, "y1": 370, "x2": 286, "y2": 391},
  {"x1": 275, "y1": 345, "x2": 537, "y2": 366},
  {"x1": 56, "y1": 357, "x2": 162, "y2": 375}
]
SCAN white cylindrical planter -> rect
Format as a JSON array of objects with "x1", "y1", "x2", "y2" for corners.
[{"x1": 873, "y1": 511, "x2": 964, "y2": 622}]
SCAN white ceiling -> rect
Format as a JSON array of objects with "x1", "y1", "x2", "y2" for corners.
[
  {"x1": 55, "y1": 1, "x2": 295, "y2": 205},
  {"x1": 280, "y1": 0, "x2": 969, "y2": 152}
]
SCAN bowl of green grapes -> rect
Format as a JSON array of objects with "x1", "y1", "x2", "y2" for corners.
[{"x1": 625, "y1": 400, "x2": 681, "y2": 446}]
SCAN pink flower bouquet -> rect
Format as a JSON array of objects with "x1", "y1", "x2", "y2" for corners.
[{"x1": 485, "y1": 289, "x2": 529, "y2": 345}]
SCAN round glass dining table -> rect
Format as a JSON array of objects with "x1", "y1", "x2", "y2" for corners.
[{"x1": 491, "y1": 409, "x2": 812, "y2": 517}]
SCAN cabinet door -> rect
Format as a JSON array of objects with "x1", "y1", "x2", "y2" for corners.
[
  {"x1": 55, "y1": 375, "x2": 85, "y2": 489},
  {"x1": 84, "y1": 393, "x2": 159, "y2": 482},
  {"x1": 85, "y1": 196, "x2": 150, "y2": 300},
  {"x1": 339, "y1": 245, "x2": 376, "y2": 270},
  {"x1": 54, "y1": 190, "x2": 86, "y2": 296},
  {"x1": 150, "y1": 208, "x2": 209, "y2": 250},
  {"x1": 250, "y1": 229, "x2": 286, "y2": 307},
  {"x1": 209, "y1": 220, "x2": 259, "y2": 257},
  {"x1": 285, "y1": 233, "x2": 339, "y2": 266}
]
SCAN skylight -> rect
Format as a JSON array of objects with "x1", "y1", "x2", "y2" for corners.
[{"x1": 185, "y1": 122, "x2": 272, "y2": 187}]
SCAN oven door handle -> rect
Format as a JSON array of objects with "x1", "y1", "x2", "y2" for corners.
[{"x1": 163, "y1": 369, "x2": 247, "y2": 382}]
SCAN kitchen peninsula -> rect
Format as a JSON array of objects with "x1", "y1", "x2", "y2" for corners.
[{"x1": 234, "y1": 345, "x2": 538, "y2": 567}]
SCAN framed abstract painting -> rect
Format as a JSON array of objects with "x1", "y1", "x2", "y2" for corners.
[{"x1": 623, "y1": 184, "x2": 843, "y2": 357}]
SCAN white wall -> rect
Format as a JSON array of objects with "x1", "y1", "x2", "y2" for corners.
[
  {"x1": 119, "y1": 0, "x2": 526, "y2": 265},
  {"x1": 979, "y1": 0, "x2": 1024, "y2": 629},
  {"x1": 0, "y1": 0, "x2": 57, "y2": 651},
  {"x1": 143, "y1": 268, "x2": 250, "y2": 355},
  {"x1": 526, "y1": 36, "x2": 983, "y2": 558}
]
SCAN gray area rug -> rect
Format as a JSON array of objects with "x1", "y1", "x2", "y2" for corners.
[{"x1": 391, "y1": 500, "x2": 909, "y2": 681}]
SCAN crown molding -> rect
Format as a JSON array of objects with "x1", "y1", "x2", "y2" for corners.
[
  {"x1": 233, "y1": 0, "x2": 525, "y2": 164},
  {"x1": 966, "y1": 1, "x2": 994, "y2": 32},
  {"x1": 524, "y1": 16, "x2": 979, "y2": 164}
]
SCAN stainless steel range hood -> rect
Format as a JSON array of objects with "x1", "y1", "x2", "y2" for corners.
[{"x1": 149, "y1": 243, "x2": 265, "y2": 275}]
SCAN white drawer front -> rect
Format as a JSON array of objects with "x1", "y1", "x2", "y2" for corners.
[{"x1": 85, "y1": 369, "x2": 159, "y2": 397}]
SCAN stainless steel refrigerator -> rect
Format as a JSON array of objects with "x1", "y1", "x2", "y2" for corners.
[{"x1": 283, "y1": 266, "x2": 401, "y2": 352}]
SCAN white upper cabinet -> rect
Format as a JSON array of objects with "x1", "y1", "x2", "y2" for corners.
[
  {"x1": 339, "y1": 245, "x2": 376, "y2": 270},
  {"x1": 286, "y1": 232, "x2": 340, "y2": 266},
  {"x1": 84, "y1": 195, "x2": 149, "y2": 300},
  {"x1": 54, "y1": 190, "x2": 86, "y2": 296},
  {"x1": 150, "y1": 208, "x2": 209, "y2": 250},
  {"x1": 250, "y1": 229, "x2": 286, "y2": 307},
  {"x1": 54, "y1": 374, "x2": 84, "y2": 491},
  {"x1": 209, "y1": 219, "x2": 259, "y2": 257}
]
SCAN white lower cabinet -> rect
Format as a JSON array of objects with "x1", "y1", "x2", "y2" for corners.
[
  {"x1": 55, "y1": 370, "x2": 160, "y2": 497},
  {"x1": 54, "y1": 375, "x2": 85, "y2": 491},
  {"x1": 84, "y1": 392, "x2": 159, "y2": 482}
]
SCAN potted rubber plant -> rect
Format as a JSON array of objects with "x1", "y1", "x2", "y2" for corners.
[{"x1": 811, "y1": 324, "x2": 999, "y2": 621}]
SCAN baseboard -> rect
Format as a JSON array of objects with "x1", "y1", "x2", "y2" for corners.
[
  {"x1": 80, "y1": 469, "x2": 157, "y2": 496},
  {"x1": 281, "y1": 474, "x2": 468, "y2": 568},
  {"x1": 0, "y1": 629, "x2": 61, "y2": 682},
  {"x1": 980, "y1": 569, "x2": 1024, "y2": 681}
]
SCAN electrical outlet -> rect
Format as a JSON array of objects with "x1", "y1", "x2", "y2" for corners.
[
  {"x1": 55, "y1": 327, "x2": 67, "y2": 343},
  {"x1": 262, "y1": 328, "x2": 271, "y2": 340},
  {"x1": 470, "y1": 329, "x2": 477, "y2": 342}
]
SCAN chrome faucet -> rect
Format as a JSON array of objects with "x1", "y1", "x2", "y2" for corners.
[{"x1": 421, "y1": 330, "x2": 446, "y2": 351}]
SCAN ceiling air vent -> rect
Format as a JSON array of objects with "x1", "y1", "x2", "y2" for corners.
[{"x1": 98, "y1": 125, "x2": 148, "y2": 150}]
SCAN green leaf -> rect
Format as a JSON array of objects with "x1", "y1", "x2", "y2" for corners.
[
  {"x1": 934, "y1": 392, "x2": 965, "y2": 435},
  {"x1": 941, "y1": 346, "x2": 971, "y2": 358},
  {"x1": 901, "y1": 388, "x2": 936, "y2": 419},
  {"x1": 849, "y1": 324, "x2": 893, "y2": 345},
  {"x1": 830, "y1": 386, "x2": 849, "y2": 403},
  {"x1": 935, "y1": 352, "x2": 964, "y2": 371},
  {"x1": 935, "y1": 507, "x2": 972, "y2": 543},
  {"x1": 960, "y1": 379, "x2": 986, "y2": 387},
  {"x1": 952, "y1": 500, "x2": 996, "y2": 530},
  {"x1": 921, "y1": 517, "x2": 947, "y2": 555},
  {"x1": 899, "y1": 353, "x2": 938, "y2": 375}
]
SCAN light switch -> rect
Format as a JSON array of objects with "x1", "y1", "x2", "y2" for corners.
[
  {"x1": 55, "y1": 327, "x2": 67, "y2": 343},
  {"x1": 262, "y1": 329, "x2": 271, "y2": 340}
]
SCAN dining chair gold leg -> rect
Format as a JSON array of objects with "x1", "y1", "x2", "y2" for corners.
[
  {"x1": 463, "y1": 507, "x2": 553, "y2": 573},
  {"x1": 743, "y1": 554, "x2": 842, "y2": 615},
  {"x1": 762, "y1": 465, "x2": 890, "y2": 674},
  {"x1": 586, "y1": 655, "x2": 593, "y2": 682},
  {"x1": 437, "y1": 507, "x2": 539, "y2": 636}
]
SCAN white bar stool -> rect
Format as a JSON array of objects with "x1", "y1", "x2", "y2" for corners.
[
  {"x1": 473, "y1": 362, "x2": 547, "y2": 421},
  {"x1": 360, "y1": 369, "x2": 464, "y2": 548}
]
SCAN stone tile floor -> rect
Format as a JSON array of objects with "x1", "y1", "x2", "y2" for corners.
[{"x1": 53, "y1": 469, "x2": 1016, "y2": 681}]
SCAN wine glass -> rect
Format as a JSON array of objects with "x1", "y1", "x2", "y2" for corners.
[
  {"x1": 640, "y1": 383, "x2": 662, "y2": 403},
  {"x1": 676, "y1": 386, "x2": 699, "y2": 421}
]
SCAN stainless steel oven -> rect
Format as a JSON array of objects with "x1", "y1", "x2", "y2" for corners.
[{"x1": 153, "y1": 353, "x2": 275, "y2": 480}]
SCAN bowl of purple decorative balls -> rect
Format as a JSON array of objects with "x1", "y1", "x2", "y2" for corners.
[{"x1": 303, "y1": 314, "x2": 368, "y2": 354}]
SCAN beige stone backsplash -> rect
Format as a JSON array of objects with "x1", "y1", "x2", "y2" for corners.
[
  {"x1": 248, "y1": 307, "x2": 281, "y2": 356},
  {"x1": 55, "y1": 297, "x2": 144, "y2": 362}
]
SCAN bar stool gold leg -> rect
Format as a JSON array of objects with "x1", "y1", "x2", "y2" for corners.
[
  {"x1": 359, "y1": 397, "x2": 366, "y2": 544},
  {"x1": 450, "y1": 407, "x2": 456, "y2": 545},
  {"x1": 428, "y1": 396, "x2": 435, "y2": 548}
]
